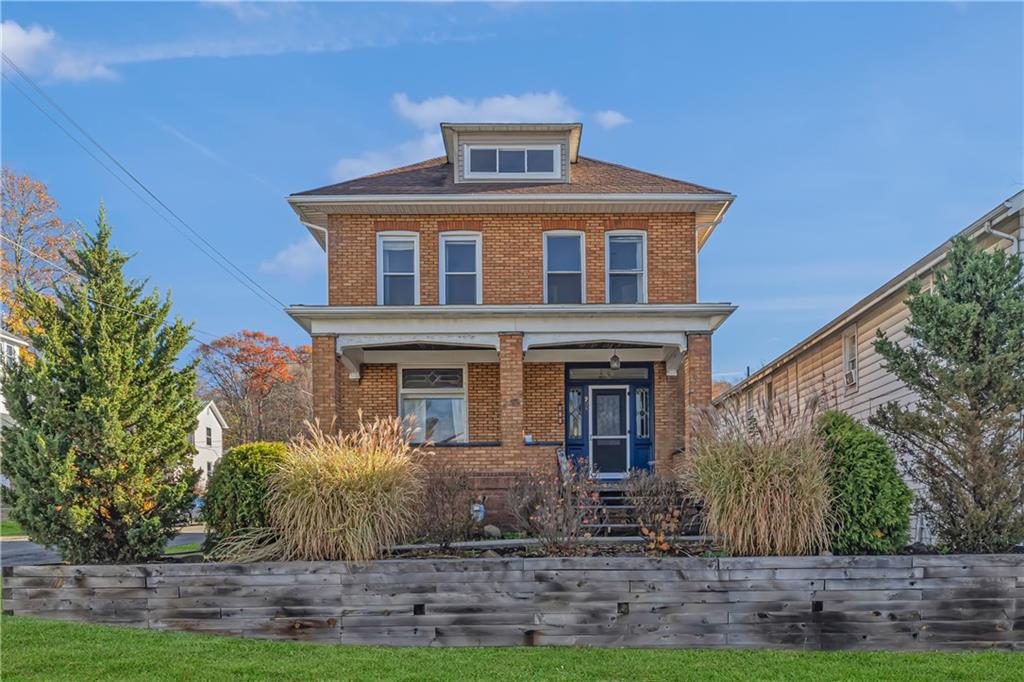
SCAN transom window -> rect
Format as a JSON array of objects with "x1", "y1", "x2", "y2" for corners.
[
  {"x1": 439, "y1": 233, "x2": 481, "y2": 305},
  {"x1": 606, "y1": 233, "x2": 646, "y2": 303},
  {"x1": 399, "y1": 366, "x2": 467, "y2": 443},
  {"x1": 465, "y1": 145, "x2": 560, "y2": 180},
  {"x1": 376, "y1": 233, "x2": 419, "y2": 306},
  {"x1": 544, "y1": 232, "x2": 584, "y2": 304}
]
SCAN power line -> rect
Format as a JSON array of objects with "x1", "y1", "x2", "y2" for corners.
[
  {"x1": 1, "y1": 233, "x2": 224, "y2": 346},
  {"x1": 1, "y1": 53, "x2": 287, "y2": 310}
]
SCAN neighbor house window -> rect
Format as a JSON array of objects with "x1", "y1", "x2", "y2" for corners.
[
  {"x1": 205, "y1": 427, "x2": 212, "y2": 446},
  {"x1": 1, "y1": 342, "x2": 18, "y2": 367},
  {"x1": 439, "y1": 233, "x2": 482, "y2": 304},
  {"x1": 544, "y1": 232, "x2": 584, "y2": 304},
  {"x1": 464, "y1": 145, "x2": 560, "y2": 180},
  {"x1": 606, "y1": 232, "x2": 646, "y2": 303},
  {"x1": 376, "y1": 233, "x2": 419, "y2": 305},
  {"x1": 842, "y1": 328, "x2": 858, "y2": 388},
  {"x1": 206, "y1": 462, "x2": 213, "y2": 479},
  {"x1": 399, "y1": 367, "x2": 467, "y2": 443}
]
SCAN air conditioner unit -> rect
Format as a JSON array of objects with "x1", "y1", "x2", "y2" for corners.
[{"x1": 844, "y1": 370, "x2": 857, "y2": 387}]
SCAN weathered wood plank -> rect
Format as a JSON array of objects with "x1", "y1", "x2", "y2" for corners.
[{"x1": 8, "y1": 555, "x2": 1021, "y2": 650}]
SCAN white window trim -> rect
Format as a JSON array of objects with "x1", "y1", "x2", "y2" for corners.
[
  {"x1": 543, "y1": 230, "x2": 586, "y2": 304},
  {"x1": 842, "y1": 327, "x2": 859, "y2": 389},
  {"x1": 605, "y1": 230, "x2": 648, "y2": 304},
  {"x1": 464, "y1": 144, "x2": 561, "y2": 180},
  {"x1": 376, "y1": 232, "x2": 420, "y2": 306},
  {"x1": 438, "y1": 231, "x2": 483, "y2": 305},
  {"x1": 397, "y1": 364, "x2": 469, "y2": 443}
]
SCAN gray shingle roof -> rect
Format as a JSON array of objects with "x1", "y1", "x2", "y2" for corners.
[{"x1": 292, "y1": 156, "x2": 728, "y2": 197}]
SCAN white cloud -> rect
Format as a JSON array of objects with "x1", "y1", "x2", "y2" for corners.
[
  {"x1": 331, "y1": 131, "x2": 443, "y2": 181},
  {"x1": 594, "y1": 109, "x2": 631, "y2": 129},
  {"x1": 258, "y1": 238, "x2": 323, "y2": 279},
  {"x1": 1, "y1": 21, "x2": 55, "y2": 71},
  {"x1": 331, "y1": 91, "x2": 587, "y2": 181},
  {"x1": 202, "y1": 0, "x2": 275, "y2": 21},
  {"x1": 391, "y1": 91, "x2": 580, "y2": 130},
  {"x1": 1, "y1": 15, "x2": 477, "y2": 82}
]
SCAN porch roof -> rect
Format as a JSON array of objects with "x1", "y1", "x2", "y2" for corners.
[{"x1": 288, "y1": 303, "x2": 735, "y2": 380}]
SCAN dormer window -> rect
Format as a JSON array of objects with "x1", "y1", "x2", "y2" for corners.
[{"x1": 465, "y1": 145, "x2": 560, "y2": 180}]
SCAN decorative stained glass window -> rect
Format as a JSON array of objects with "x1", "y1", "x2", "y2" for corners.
[
  {"x1": 568, "y1": 387, "x2": 583, "y2": 440},
  {"x1": 636, "y1": 387, "x2": 650, "y2": 439}
]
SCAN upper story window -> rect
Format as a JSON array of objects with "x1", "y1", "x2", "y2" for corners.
[
  {"x1": 439, "y1": 233, "x2": 482, "y2": 305},
  {"x1": 544, "y1": 232, "x2": 584, "y2": 304},
  {"x1": 376, "y1": 233, "x2": 419, "y2": 305},
  {"x1": 1, "y1": 342, "x2": 18, "y2": 367},
  {"x1": 606, "y1": 232, "x2": 647, "y2": 303},
  {"x1": 464, "y1": 145, "x2": 560, "y2": 180},
  {"x1": 842, "y1": 328, "x2": 859, "y2": 389},
  {"x1": 205, "y1": 426, "x2": 213, "y2": 446}
]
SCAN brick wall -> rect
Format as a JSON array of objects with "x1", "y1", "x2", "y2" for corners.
[
  {"x1": 523, "y1": 363, "x2": 564, "y2": 442},
  {"x1": 327, "y1": 213, "x2": 697, "y2": 306},
  {"x1": 467, "y1": 363, "x2": 500, "y2": 441},
  {"x1": 682, "y1": 333, "x2": 713, "y2": 453}
]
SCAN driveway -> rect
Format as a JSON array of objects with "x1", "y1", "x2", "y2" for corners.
[{"x1": 1, "y1": 528, "x2": 206, "y2": 567}]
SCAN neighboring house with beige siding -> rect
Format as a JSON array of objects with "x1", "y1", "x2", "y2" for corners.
[{"x1": 714, "y1": 191, "x2": 1023, "y2": 542}]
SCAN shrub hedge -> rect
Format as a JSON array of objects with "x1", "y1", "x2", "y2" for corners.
[
  {"x1": 818, "y1": 411, "x2": 911, "y2": 554},
  {"x1": 202, "y1": 442, "x2": 287, "y2": 542}
]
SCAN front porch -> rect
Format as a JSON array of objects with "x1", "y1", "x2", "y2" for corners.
[{"x1": 292, "y1": 304, "x2": 731, "y2": 493}]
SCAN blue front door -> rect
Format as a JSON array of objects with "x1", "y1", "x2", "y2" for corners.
[{"x1": 564, "y1": 363, "x2": 654, "y2": 477}]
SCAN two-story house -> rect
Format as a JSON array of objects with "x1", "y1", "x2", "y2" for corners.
[
  {"x1": 190, "y1": 400, "x2": 228, "y2": 487},
  {"x1": 286, "y1": 123, "x2": 735, "y2": 512}
]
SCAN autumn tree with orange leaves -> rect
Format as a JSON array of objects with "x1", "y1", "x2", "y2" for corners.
[
  {"x1": 1, "y1": 168, "x2": 78, "y2": 336},
  {"x1": 197, "y1": 330, "x2": 311, "y2": 444}
]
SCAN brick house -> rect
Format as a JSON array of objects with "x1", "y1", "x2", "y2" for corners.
[{"x1": 286, "y1": 123, "x2": 735, "y2": 513}]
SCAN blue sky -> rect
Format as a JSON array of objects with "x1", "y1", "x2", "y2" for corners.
[{"x1": 2, "y1": 1, "x2": 1021, "y2": 380}]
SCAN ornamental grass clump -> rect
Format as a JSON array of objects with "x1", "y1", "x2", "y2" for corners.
[
  {"x1": 682, "y1": 398, "x2": 833, "y2": 556},
  {"x1": 212, "y1": 417, "x2": 422, "y2": 562}
]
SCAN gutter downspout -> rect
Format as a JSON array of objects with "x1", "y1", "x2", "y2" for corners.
[{"x1": 981, "y1": 219, "x2": 1020, "y2": 254}]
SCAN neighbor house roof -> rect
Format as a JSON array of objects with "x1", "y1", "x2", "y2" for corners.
[
  {"x1": 201, "y1": 400, "x2": 229, "y2": 430},
  {"x1": 292, "y1": 156, "x2": 728, "y2": 197},
  {"x1": 713, "y1": 190, "x2": 1024, "y2": 405}
]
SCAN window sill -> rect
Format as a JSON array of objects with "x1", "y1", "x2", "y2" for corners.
[{"x1": 524, "y1": 440, "x2": 562, "y2": 447}]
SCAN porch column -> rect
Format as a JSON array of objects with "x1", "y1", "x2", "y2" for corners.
[
  {"x1": 683, "y1": 332, "x2": 712, "y2": 450},
  {"x1": 498, "y1": 332, "x2": 525, "y2": 447},
  {"x1": 311, "y1": 335, "x2": 339, "y2": 428}
]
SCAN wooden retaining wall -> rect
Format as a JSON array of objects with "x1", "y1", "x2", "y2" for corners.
[{"x1": 3, "y1": 554, "x2": 1022, "y2": 650}]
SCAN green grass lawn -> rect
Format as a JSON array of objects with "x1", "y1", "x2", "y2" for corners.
[
  {"x1": 163, "y1": 542, "x2": 200, "y2": 555},
  {"x1": 0, "y1": 519, "x2": 25, "y2": 537},
  {"x1": 1, "y1": 614, "x2": 1019, "y2": 682}
]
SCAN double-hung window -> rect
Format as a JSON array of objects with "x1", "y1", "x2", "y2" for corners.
[
  {"x1": 205, "y1": 427, "x2": 212, "y2": 446},
  {"x1": 439, "y1": 233, "x2": 481, "y2": 304},
  {"x1": 399, "y1": 367, "x2": 467, "y2": 443},
  {"x1": 606, "y1": 232, "x2": 646, "y2": 303},
  {"x1": 377, "y1": 233, "x2": 419, "y2": 305},
  {"x1": 464, "y1": 145, "x2": 560, "y2": 180},
  {"x1": 544, "y1": 232, "x2": 584, "y2": 304},
  {"x1": 842, "y1": 328, "x2": 859, "y2": 389}
]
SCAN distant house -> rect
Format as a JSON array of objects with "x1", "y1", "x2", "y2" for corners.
[
  {"x1": 715, "y1": 191, "x2": 1023, "y2": 542},
  {"x1": 0, "y1": 328, "x2": 30, "y2": 431},
  {"x1": 191, "y1": 400, "x2": 228, "y2": 486}
]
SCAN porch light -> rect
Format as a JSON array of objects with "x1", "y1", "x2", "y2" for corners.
[{"x1": 609, "y1": 353, "x2": 621, "y2": 370}]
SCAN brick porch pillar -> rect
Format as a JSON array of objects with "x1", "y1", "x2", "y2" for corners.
[
  {"x1": 498, "y1": 333, "x2": 524, "y2": 448},
  {"x1": 683, "y1": 332, "x2": 712, "y2": 451},
  {"x1": 311, "y1": 335, "x2": 339, "y2": 428}
]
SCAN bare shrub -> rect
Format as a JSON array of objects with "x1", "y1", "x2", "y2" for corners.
[
  {"x1": 506, "y1": 458, "x2": 601, "y2": 554},
  {"x1": 625, "y1": 471, "x2": 686, "y2": 553},
  {"x1": 212, "y1": 416, "x2": 422, "y2": 562},
  {"x1": 415, "y1": 462, "x2": 476, "y2": 548},
  {"x1": 681, "y1": 397, "x2": 833, "y2": 556}
]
